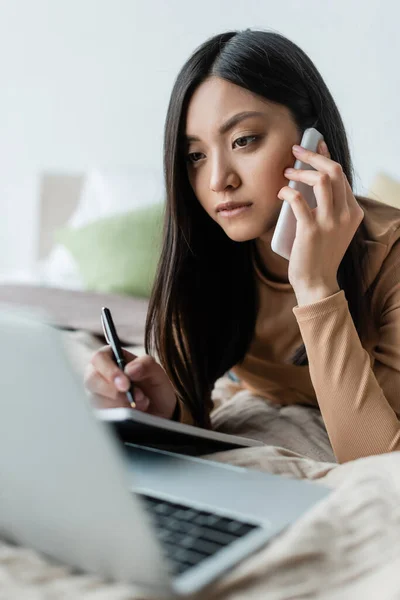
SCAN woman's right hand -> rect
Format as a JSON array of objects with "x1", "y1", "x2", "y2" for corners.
[{"x1": 84, "y1": 346, "x2": 178, "y2": 420}]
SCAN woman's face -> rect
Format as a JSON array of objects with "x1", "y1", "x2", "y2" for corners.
[{"x1": 184, "y1": 76, "x2": 302, "y2": 242}]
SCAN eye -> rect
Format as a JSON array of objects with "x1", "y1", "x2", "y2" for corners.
[
  {"x1": 186, "y1": 152, "x2": 204, "y2": 164},
  {"x1": 233, "y1": 135, "x2": 259, "y2": 148},
  {"x1": 186, "y1": 135, "x2": 260, "y2": 164}
]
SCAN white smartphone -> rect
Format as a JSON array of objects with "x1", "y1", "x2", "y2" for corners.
[{"x1": 271, "y1": 127, "x2": 324, "y2": 260}]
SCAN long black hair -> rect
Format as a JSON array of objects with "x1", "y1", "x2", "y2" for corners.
[{"x1": 145, "y1": 28, "x2": 371, "y2": 427}]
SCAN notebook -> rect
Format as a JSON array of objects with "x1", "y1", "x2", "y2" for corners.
[{"x1": 96, "y1": 407, "x2": 264, "y2": 456}]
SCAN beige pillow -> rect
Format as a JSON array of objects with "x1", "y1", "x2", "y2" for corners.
[{"x1": 367, "y1": 172, "x2": 400, "y2": 209}]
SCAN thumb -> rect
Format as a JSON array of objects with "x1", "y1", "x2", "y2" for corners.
[{"x1": 124, "y1": 355, "x2": 163, "y2": 388}]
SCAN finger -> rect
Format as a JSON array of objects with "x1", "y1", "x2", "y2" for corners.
[
  {"x1": 124, "y1": 355, "x2": 159, "y2": 383},
  {"x1": 283, "y1": 169, "x2": 333, "y2": 221},
  {"x1": 284, "y1": 168, "x2": 331, "y2": 186},
  {"x1": 318, "y1": 139, "x2": 331, "y2": 159},
  {"x1": 292, "y1": 144, "x2": 346, "y2": 217},
  {"x1": 114, "y1": 372, "x2": 151, "y2": 410},
  {"x1": 316, "y1": 140, "x2": 347, "y2": 216},
  {"x1": 91, "y1": 346, "x2": 137, "y2": 384},
  {"x1": 85, "y1": 364, "x2": 151, "y2": 411},
  {"x1": 343, "y1": 182, "x2": 365, "y2": 231},
  {"x1": 124, "y1": 355, "x2": 165, "y2": 404},
  {"x1": 292, "y1": 144, "x2": 338, "y2": 179},
  {"x1": 278, "y1": 187, "x2": 313, "y2": 225},
  {"x1": 85, "y1": 364, "x2": 132, "y2": 405},
  {"x1": 134, "y1": 387, "x2": 151, "y2": 412}
]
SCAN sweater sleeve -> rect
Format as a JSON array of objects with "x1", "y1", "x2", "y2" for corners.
[{"x1": 292, "y1": 285, "x2": 400, "y2": 463}]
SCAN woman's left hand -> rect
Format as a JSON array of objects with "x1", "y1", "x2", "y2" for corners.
[{"x1": 279, "y1": 139, "x2": 364, "y2": 305}]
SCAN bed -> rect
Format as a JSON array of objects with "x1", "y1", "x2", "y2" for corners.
[
  {"x1": 1, "y1": 172, "x2": 400, "y2": 598},
  {"x1": 0, "y1": 172, "x2": 151, "y2": 346}
]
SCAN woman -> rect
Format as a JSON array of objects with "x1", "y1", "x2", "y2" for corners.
[{"x1": 84, "y1": 29, "x2": 400, "y2": 463}]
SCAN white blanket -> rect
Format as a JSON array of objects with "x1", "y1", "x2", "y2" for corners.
[{"x1": 1, "y1": 331, "x2": 399, "y2": 599}]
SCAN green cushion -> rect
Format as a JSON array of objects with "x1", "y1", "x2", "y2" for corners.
[{"x1": 56, "y1": 203, "x2": 164, "y2": 298}]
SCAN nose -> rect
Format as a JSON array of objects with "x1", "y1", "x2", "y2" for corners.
[{"x1": 210, "y1": 155, "x2": 240, "y2": 192}]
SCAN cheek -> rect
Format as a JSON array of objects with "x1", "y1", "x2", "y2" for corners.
[
  {"x1": 249, "y1": 155, "x2": 287, "y2": 196},
  {"x1": 187, "y1": 168, "x2": 201, "y2": 196},
  {"x1": 188, "y1": 172, "x2": 213, "y2": 213}
]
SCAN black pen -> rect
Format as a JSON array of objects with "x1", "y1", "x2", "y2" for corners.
[{"x1": 101, "y1": 306, "x2": 136, "y2": 408}]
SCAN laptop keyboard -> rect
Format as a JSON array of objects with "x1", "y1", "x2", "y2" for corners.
[{"x1": 139, "y1": 493, "x2": 260, "y2": 575}]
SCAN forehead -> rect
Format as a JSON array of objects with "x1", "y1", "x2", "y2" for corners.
[{"x1": 185, "y1": 76, "x2": 284, "y2": 134}]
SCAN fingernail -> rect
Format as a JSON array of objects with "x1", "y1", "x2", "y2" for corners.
[
  {"x1": 136, "y1": 397, "x2": 150, "y2": 411},
  {"x1": 285, "y1": 168, "x2": 295, "y2": 174},
  {"x1": 135, "y1": 389, "x2": 150, "y2": 411},
  {"x1": 292, "y1": 144, "x2": 304, "y2": 153},
  {"x1": 114, "y1": 375, "x2": 129, "y2": 391},
  {"x1": 135, "y1": 388, "x2": 145, "y2": 403},
  {"x1": 321, "y1": 140, "x2": 328, "y2": 153}
]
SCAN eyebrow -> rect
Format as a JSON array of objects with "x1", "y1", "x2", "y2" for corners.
[{"x1": 184, "y1": 110, "x2": 266, "y2": 145}]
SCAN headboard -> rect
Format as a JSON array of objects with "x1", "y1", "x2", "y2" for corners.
[{"x1": 37, "y1": 173, "x2": 84, "y2": 259}]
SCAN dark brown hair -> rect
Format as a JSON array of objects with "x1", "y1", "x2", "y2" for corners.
[{"x1": 145, "y1": 28, "x2": 371, "y2": 427}]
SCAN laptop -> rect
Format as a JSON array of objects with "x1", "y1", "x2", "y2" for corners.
[{"x1": 0, "y1": 307, "x2": 330, "y2": 597}]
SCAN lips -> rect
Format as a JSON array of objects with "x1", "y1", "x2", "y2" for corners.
[{"x1": 216, "y1": 201, "x2": 252, "y2": 213}]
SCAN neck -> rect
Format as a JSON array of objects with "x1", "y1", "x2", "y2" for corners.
[{"x1": 255, "y1": 230, "x2": 290, "y2": 284}]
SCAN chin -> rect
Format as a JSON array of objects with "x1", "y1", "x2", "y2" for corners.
[{"x1": 222, "y1": 223, "x2": 265, "y2": 243}]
